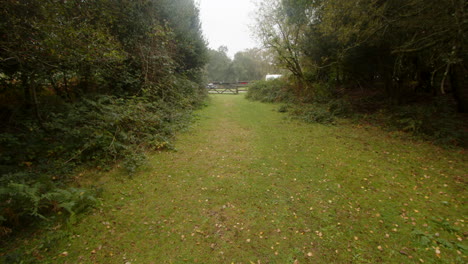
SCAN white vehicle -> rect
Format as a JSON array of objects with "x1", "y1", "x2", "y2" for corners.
[
  {"x1": 265, "y1": 74, "x2": 282, "y2": 81},
  {"x1": 206, "y1": 83, "x2": 217, "y2": 89}
]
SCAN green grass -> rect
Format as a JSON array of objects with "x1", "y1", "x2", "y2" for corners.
[{"x1": 3, "y1": 95, "x2": 467, "y2": 263}]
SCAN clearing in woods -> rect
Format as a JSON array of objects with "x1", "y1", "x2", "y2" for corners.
[{"x1": 34, "y1": 95, "x2": 467, "y2": 263}]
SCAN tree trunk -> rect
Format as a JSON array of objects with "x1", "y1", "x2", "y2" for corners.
[
  {"x1": 62, "y1": 72, "x2": 73, "y2": 101},
  {"x1": 79, "y1": 66, "x2": 91, "y2": 95},
  {"x1": 22, "y1": 75, "x2": 32, "y2": 109},
  {"x1": 30, "y1": 82, "x2": 44, "y2": 128},
  {"x1": 450, "y1": 64, "x2": 468, "y2": 113},
  {"x1": 383, "y1": 72, "x2": 397, "y2": 103}
]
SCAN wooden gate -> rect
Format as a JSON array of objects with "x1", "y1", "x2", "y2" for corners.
[{"x1": 207, "y1": 82, "x2": 250, "y2": 94}]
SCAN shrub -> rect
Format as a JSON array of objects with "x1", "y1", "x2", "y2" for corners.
[
  {"x1": 388, "y1": 98, "x2": 466, "y2": 147},
  {"x1": 246, "y1": 78, "x2": 465, "y2": 146},
  {"x1": 289, "y1": 98, "x2": 353, "y2": 125},
  {"x1": 246, "y1": 79, "x2": 294, "y2": 103},
  {"x1": 297, "y1": 105, "x2": 336, "y2": 124},
  {"x1": 247, "y1": 79, "x2": 354, "y2": 125},
  {"x1": 0, "y1": 78, "x2": 205, "y2": 235}
]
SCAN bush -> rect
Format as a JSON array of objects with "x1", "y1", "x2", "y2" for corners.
[
  {"x1": 247, "y1": 79, "x2": 353, "y2": 125},
  {"x1": 246, "y1": 78, "x2": 465, "y2": 147},
  {"x1": 388, "y1": 98, "x2": 466, "y2": 146},
  {"x1": 0, "y1": 78, "x2": 205, "y2": 235},
  {"x1": 288, "y1": 98, "x2": 353, "y2": 125},
  {"x1": 246, "y1": 79, "x2": 294, "y2": 103},
  {"x1": 297, "y1": 105, "x2": 336, "y2": 124}
]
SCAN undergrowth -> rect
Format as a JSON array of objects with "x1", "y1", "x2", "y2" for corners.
[
  {"x1": 246, "y1": 80, "x2": 467, "y2": 147},
  {"x1": 245, "y1": 79, "x2": 294, "y2": 103},
  {"x1": 247, "y1": 79, "x2": 353, "y2": 125},
  {"x1": 386, "y1": 99, "x2": 466, "y2": 146},
  {"x1": 0, "y1": 78, "x2": 206, "y2": 241}
]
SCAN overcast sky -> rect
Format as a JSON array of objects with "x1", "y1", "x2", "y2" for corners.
[{"x1": 197, "y1": 0, "x2": 259, "y2": 58}]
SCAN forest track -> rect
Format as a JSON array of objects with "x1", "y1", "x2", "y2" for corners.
[{"x1": 24, "y1": 95, "x2": 468, "y2": 263}]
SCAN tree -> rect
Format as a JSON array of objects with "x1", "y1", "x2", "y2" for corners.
[
  {"x1": 206, "y1": 46, "x2": 232, "y2": 82},
  {"x1": 205, "y1": 47, "x2": 279, "y2": 83},
  {"x1": 0, "y1": 0, "x2": 125, "y2": 120},
  {"x1": 253, "y1": 0, "x2": 306, "y2": 84},
  {"x1": 317, "y1": 0, "x2": 467, "y2": 108},
  {"x1": 0, "y1": 0, "x2": 209, "y2": 233},
  {"x1": 157, "y1": 0, "x2": 208, "y2": 81},
  {"x1": 232, "y1": 48, "x2": 279, "y2": 81},
  {"x1": 254, "y1": 0, "x2": 467, "y2": 110}
]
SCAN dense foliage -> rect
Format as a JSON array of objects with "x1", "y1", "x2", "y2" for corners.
[
  {"x1": 254, "y1": 0, "x2": 467, "y2": 108},
  {"x1": 251, "y1": 0, "x2": 467, "y2": 145},
  {"x1": 246, "y1": 79, "x2": 294, "y2": 103},
  {"x1": 0, "y1": 0, "x2": 207, "y2": 236}
]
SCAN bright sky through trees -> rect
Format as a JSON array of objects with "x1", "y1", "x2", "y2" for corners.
[{"x1": 198, "y1": 0, "x2": 258, "y2": 58}]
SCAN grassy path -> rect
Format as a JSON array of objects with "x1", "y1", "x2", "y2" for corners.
[{"x1": 44, "y1": 95, "x2": 465, "y2": 263}]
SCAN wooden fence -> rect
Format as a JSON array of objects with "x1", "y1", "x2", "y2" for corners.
[{"x1": 207, "y1": 82, "x2": 250, "y2": 94}]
